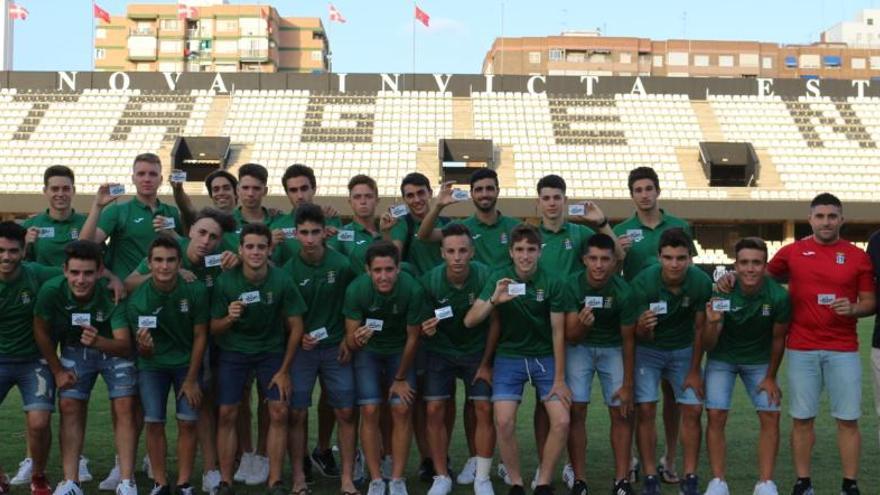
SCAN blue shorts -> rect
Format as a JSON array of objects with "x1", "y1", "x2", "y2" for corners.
[
  {"x1": 352, "y1": 350, "x2": 417, "y2": 406},
  {"x1": 704, "y1": 360, "x2": 779, "y2": 412},
  {"x1": 139, "y1": 367, "x2": 201, "y2": 423},
  {"x1": 290, "y1": 344, "x2": 354, "y2": 409},
  {"x1": 59, "y1": 346, "x2": 138, "y2": 401},
  {"x1": 633, "y1": 346, "x2": 701, "y2": 405},
  {"x1": 0, "y1": 357, "x2": 55, "y2": 412},
  {"x1": 492, "y1": 355, "x2": 557, "y2": 402},
  {"x1": 565, "y1": 344, "x2": 624, "y2": 406},
  {"x1": 215, "y1": 350, "x2": 285, "y2": 406},
  {"x1": 786, "y1": 349, "x2": 861, "y2": 421},
  {"x1": 423, "y1": 350, "x2": 491, "y2": 401}
]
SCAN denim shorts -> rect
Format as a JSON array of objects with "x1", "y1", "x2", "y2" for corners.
[
  {"x1": 633, "y1": 345, "x2": 701, "y2": 405},
  {"x1": 704, "y1": 359, "x2": 779, "y2": 412},
  {"x1": 786, "y1": 349, "x2": 861, "y2": 421},
  {"x1": 565, "y1": 344, "x2": 624, "y2": 406},
  {"x1": 215, "y1": 350, "x2": 285, "y2": 406},
  {"x1": 352, "y1": 350, "x2": 417, "y2": 406},
  {"x1": 423, "y1": 350, "x2": 491, "y2": 402},
  {"x1": 59, "y1": 346, "x2": 138, "y2": 401},
  {"x1": 290, "y1": 344, "x2": 354, "y2": 409},
  {"x1": 492, "y1": 355, "x2": 557, "y2": 402},
  {"x1": 139, "y1": 367, "x2": 201, "y2": 423},
  {"x1": 0, "y1": 357, "x2": 55, "y2": 411}
]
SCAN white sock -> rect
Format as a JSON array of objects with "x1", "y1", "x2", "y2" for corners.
[{"x1": 475, "y1": 457, "x2": 492, "y2": 481}]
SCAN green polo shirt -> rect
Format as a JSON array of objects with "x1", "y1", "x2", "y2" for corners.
[
  {"x1": 222, "y1": 206, "x2": 282, "y2": 251},
  {"x1": 457, "y1": 214, "x2": 521, "y2": 268},
  {"x1": 34, "y1": 276, "x2": 124, "y2": 346},
  {"x1": 0, "y1": 263, "x2": 62, "y2": 359},
  {"x1": 98, "y1": 198, "x2": 183, "y2": 278},
  {"x1": 539, "y1": 221, "x2": 595, "y2": 274},
  {"x1": 630, "y1": 264, "x2": 712, "y2": 350},
  {"x1": 391, "y1": 215, "x2": 449, "y2": 276},
  {"x1": 23, "y1": 209, "x2": 87, "y2": 266},
  {"x1": 479, "y1": 265, "x2": 566, "y2": 358},
  {"x1": 210, "y1": 265, "x2": 307, "y2": 354},
  {"x1": 281, "y1": 248, "x2": 354, "y2": 347},
  {"x1": 327, "y1": 221, "x2": 383, "y2": 275},
  {"x1": 125, "y1": 275, "x2": 209, "y2": 370},
  {"x1": 419, "y1": 262, "x2": 491, "y2": 356},
  {"x1": 613, "y1": 210, "x2": 691, "y2": 281},
  {"x1": 342, "y1": 271, "x2": 426, "y2": 355},
  {"x1": 272, "y1": 212, "x2": 343, "y2": 266},
  {"x1": 708, "y1": 277, "x2": 791, "y2": 365},
  {"x1": 562, "y1": 273, "x2": 637, "y2": 347},
  {"x1": 134, "y1": 237, "x2": 223, "y2": 288}
]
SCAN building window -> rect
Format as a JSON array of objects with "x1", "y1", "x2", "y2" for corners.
[
  {"x1": 652, "y1": 55, "x2": 663, "y2": 67},
  {"x1": 159, "y1": 19, "x2": 179, "y2": 31},
  {"x1": 740, "y1": 53, "x2": 758, "y2": 67},
  {"x1": 667, "y1": 52, "x2": 688, "y2": 65},
  {"x1": 549, "y1": 48, "x2": 563, "y2": 61},
  {"x1": 799, "y1": 54, "x2": 820, "y2": 68},
  {"x1": 588, "y1": 52, "x2": 607, "y2": 63},
  {"x1": 160, "y1": 40, "x2": 183, "y2": 53},
  {"x1": 853, "y1": 57, "x2": 866, "y2": 69},
  {"x1": 311, "y1": 50, "x2": 323, "y2": 62},
  {"x1": 823, "y1": 55, "x2": 841, "y2": 68},
  {"x1": 215, "y1": 40, "x2": 238, "y2": 54},
  {"x1": 566, "y1": 50, "x2": 585, "y2": 63},
  {"x1": 619, "y1": 52, "x2": 632, "y2": 64},
  {"x1": 216, "y1": 19, "x2": 237, "y2": 32},
  {"x1": 528, "y1": 51, "x2": 541, "y2": 64},
  {"x1": 693, "y1": 55, "x2": 709, "y2": 67},
  {"x1": 95, "y1": 28, "x2": 106, "y2": 39},
  {"x1": 869, "y1": 18, "x2": 875, "y2": 26},
  {"x1": 718, "y1": 55, "x2": 734, "y2": 67},
  {"x1": 95, "y1": 48, "x2": 106, "y2": 60},
  {"x1": 762, "y1": 56, "x2": 773, "y2": 69},
  {"x1": 239, "y1": 18, "x2": 264, "y2": 36}
]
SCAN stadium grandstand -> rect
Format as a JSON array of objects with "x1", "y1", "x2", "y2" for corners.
[{"x1": 0, "y1": 71, "x2": 877, "y2": 267}]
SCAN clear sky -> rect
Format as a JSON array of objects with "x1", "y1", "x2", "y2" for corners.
[{"x1": 11, "y1": 0, "x2": 880, "y2": 73}]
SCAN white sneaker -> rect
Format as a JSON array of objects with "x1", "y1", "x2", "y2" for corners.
[
  {"x1": 142, "y1": 455, "x2": 153, "y2": 480},
  {"x1": 115, "y1": 479, "x2": 138, "y2": 495},
  {"x1": 530, "y1": 467, "x2": 540, "y2": 490},
  {"x1": 246, "y1": 454, "x2": 269, "y2": 486},
  {"x1": 201, "y1": 470, "x2": 221, "y2": 494},
  {"x1": 753, "y1": 480, "x2": 779, "y2": 495},
  {"x1": 389, "y1": 479, "x2": 408, "y2": 495},
  {"x1": 428, "y1": 476, "x2": 453, "y2": 495},
  {"x1": 456, "y1": 457, "x2": 477, "y2": 485},
  {"x1": 496, "y1": 463, "x2": 512, "y2": 486},
  {"x1": 233, "y1": 452, "x2": 253, "y2": 483},
  {"x1": 353, "y1": 449, "x2": 365, "y2": 486},
  {"x1": 380, "y1": 455, "x2": 393, "y2": 481},
  {"x1": 53, "y1": 480, "x2": 84, "y2": 495},
  {"x1": 367, "y1": 479, "x2": 386, "y2": 495},
  {"x1": 78, "y1": 456, "x2": 93, "y2": 483},
  {"x1": 148, "y1": 484, "x2": 166, "y2": 495},
  {"x1": 474, "y1": 477, "x2": 494, "y2": 495},
  {"x1": 99, "y1": 458, "x2": 121, "y2": 491},
  {"x1": 562, "y1": 463, "x2": 575, "y2": 489},
  {"x1": 705, "y1": 478, "x2": 730, "y2": 495},
  {"x1": 10, "y1": 457, "x2": 33, "y2": 485}
]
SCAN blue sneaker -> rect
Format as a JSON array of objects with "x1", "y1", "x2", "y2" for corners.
[
  {"x1": 678, "y1": 474, "x2": 699, "y2": 495},
  {"x1": 640, "y1": 475, "x2": 661, "y2": 495}
]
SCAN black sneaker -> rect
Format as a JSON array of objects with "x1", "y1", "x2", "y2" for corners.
[
  {"x1": 535, "y1": 485, "x2": 555, "y2": 495},
  {"x1": 310, "y1": 447, "x2": 340, "y2": 478},
  {"x1": 174, "y1": 483, "x2": 195, "y2": 495},
  {"x1": 303, "y1": 456, "x2": 314, "y2": 485},
  {"x1": 508, "y1": 485, "x2": 526, "y2": 495},
  {"x1": 640, "y1": 475, "x2": 661, "y2": 495},
  {"x1": 570, "y1": 479, "x2": 589, "y2": 495},
  {"x1": 790, "y1": 479, "x2": 814, "y2": 495},
  {"x1": 678, "y1": 474, "x2": 699, "y2": 495},
  {"x1": 840, "y1": 486, "x2": 860, "y2": 495},
  {"x1": 612, "y1": 479, "x2": 635, "y2": 495},
  {"x1": 215, "y1": 482, "x2": 235, "y2": 495},
  {"x1": 418, "y1": 458, "x2": 435, "y2": 483},
  {"x1": 149, "y1": 484, "x2": 171, "y2": 495}
]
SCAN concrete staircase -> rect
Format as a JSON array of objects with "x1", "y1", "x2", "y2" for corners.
[
  {"x1": 451, "y1": 97, "x2": 475, "y2": 139},
  {"x1": 675, "y1": 148, "x2": 709, "y2": 188},
  {"x1": 691, "y1": 101, "x2": 724, "y2": 141}
]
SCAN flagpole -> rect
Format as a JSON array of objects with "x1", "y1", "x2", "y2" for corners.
[
  {"x1": 500, "y1": 1, "x2": 504, "y2": 76},
  {"x1": 411, "y1": 1, "x2": 416, "y2": 85},
  {"x1": 91, "y1": 1, "x2": 95, "y2": 70}
]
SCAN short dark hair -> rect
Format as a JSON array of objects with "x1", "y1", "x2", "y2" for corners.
[
  {"x1": 148, "y1": 234, "x2": 182, "y2": 261},
  {"x1": 810, "y1": 192, "x2": 842, "y2": 210},
  {"x1": 193, "y1": 208, "x2": 236, "y2": 233},
  {"x1": 133, "y1": 152, "x2": 161, "y2": 169},
  {"x1": 295, "y1": 203, "x2": 325, "y2": 227},
  {"x1": 469, "y1": 168, "x2": 498, "y2": 188},
  {"x1": 348, "y1": 174, "x2": 378, "y2": 194},
  {"x1": 441, "y1": 223, "x2": 472, "y2": 242},
  {"x1": 734, "y1": 237, "x2": 768, "y2": 262},
  {"x1": 204, "y1": 170, "x2": 238, "y2": 198},
  {"x1": 43, "y1": 165, "x2": 75, "y2": 187},
  {"x1": 282, "y1": 164, "x2": 317, "y2": 190},
  {"x1": 238, "y1": 163, "x2": 268, "y2": 185},
  {"x1": 239, "y1": 223, "x2": 272, "y2": 246},
  {"x1": 510, "y1": 223, "x2": 541, "y2": 247},
  {"x1": 400, "y1": 172, "x2": 432, "y2": 196},
  {"x1": 64, "y1": 240, "x2": 103, "y2": 267},
  {"x1": 581, "y1": 233, "x2": 616, "y2": 257},
  {"x1": 0, "y1": 221, "x2": 25, "y2": 247},
  {"x1": 537, "y1": 174, "x2": 566, "y2": 195},
  {"x1": 658, "y1": 227, "x2": 693, "y2": 254},
  {"x1": 365, "y1": 240, "x2": 400, "y2": 267},
  {"x1": 627, "y1": 166, "x2": 660, "y2": 193}
]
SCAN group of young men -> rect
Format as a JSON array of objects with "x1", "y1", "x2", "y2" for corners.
[{"x1": 0, "y1": 155, "x2": 876, "y2": 495}]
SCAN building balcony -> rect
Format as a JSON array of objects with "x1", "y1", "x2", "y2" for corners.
[
  {"x1": 129, "y1": 27, "x2": 156, "y2": 36},
  {"x1": 240, "y1": 49, "x2": 269, "y2": 61}
]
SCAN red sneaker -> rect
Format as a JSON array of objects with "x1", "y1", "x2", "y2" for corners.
[{"x1": 30, "y1": 474, "x2": 51, "y2": 495}]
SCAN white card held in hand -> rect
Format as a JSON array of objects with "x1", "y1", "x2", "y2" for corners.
[
  {"x1": 584, "y1": 296, "x2": 604, "y2": 309},
  {"x1": 434, "y1": 306, "x2": 453, "y2": 320},
  {"x1": 109, "y1": 184, "x2": 125, "y2": 196},
  {"x1": 451, "y1": 189, "x2": 469, "y2": 201},
  {"x1": 817, "y1": 293, "x2": 836, "y2": 305},
  {"x1": 240, "y1": 291, "x2": 261, "y2": 305},
  {"x1": 309, "y1": 327, "x2": 329, "y2": 341},
  {"x1": 390, "y1": 204, "x2": 409, "y2": 218},
  {"x1": 204, "y1": 254, "x2": 222, "y2": 267},
  {"x1": 712, "y1": 299, "x2": 731, "y2": 312},
  {"x1": 160, "y1": 216, "x2": 176, "y2": 230},
  {"x1": 507, "y1": 283, "x2": 526, "y2": 296},
  {"x1": 71, "y1": 313, "x2": 91, "y2": 327},
  {"x1": 170, "y1": 170, "x2": 187, "y2": 183},
  {"x1": 337, "y1": 230, "x2": 355, "y2": 242},
  {"x1": 649, "y1": 301, "x2": 668, "y2": 315},
  {"x1": 138, "y1": 316, "x2": 158, "y2": 329},
  {"x1": 282, "y1": 228, "x2": 296, "y2": 239},
  {"x1": 365, "y1": 318, "x2": 384, "y2": 332},
  {"x1": 568, "y1": 204, "x2": 586, "y2": 216},
  {"x1": 38, "y1": 227, "x2": 55, "y2": 238}
]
